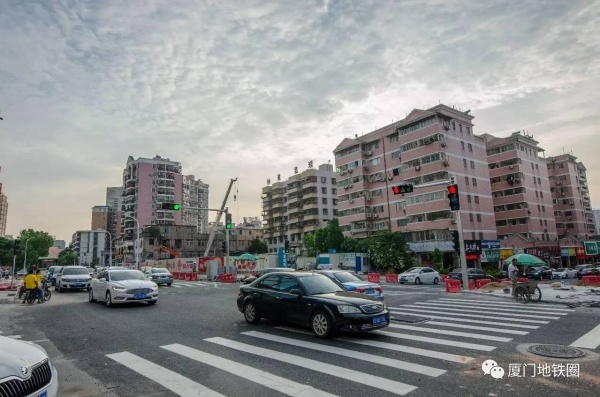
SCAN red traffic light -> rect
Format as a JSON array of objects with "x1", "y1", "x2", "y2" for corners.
[
  {"x1": 392, "y1": 186, "x2": 400, "y2": 195},
  {"x1": 447, "y1": 185, "x2": 457, "y2": 194}
]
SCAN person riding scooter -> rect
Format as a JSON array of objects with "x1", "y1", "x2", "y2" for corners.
[{"x1": 22, "y1": 269, "x2": 41, "y2": 304}]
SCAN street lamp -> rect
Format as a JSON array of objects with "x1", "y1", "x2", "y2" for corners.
[
  {"x1": 23, "y1": 237, "x2": 36, "y2": 272},
  {"x1": 124, "y1": 216, "x2": 140, "y2": 269}
]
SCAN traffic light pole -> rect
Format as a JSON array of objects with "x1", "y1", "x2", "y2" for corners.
[
  {"x1": 225, "y1": 209, "x2": 230, "y2": 268},
  {"x1": 454, "y1": 210, "x2": 469, "y2": 290}
]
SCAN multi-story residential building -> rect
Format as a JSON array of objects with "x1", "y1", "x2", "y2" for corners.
[
  {"x1": 53, "y1": 240, "x2": 66, "y2": 249},
  {"x1": 481, "y1": 131, "x2": 558, "y2": 245},
  {"x1": 230, "y1": 217, "x2": 264, "y2": 254},
  {"x1": 91, "y1": 205, "x2": 110, "y2": 231},
  {"x1": 262, "y1": 163, "x2": 338, "y2": 254},
  {"x1": 106, "y1": 187, "x2": 122, "y2": 241},
  {"x1": 333, "y1": 104, "x2": 497, "y2": 266},
  {"x1": 120, "y1": 156, "x2": 183, "y2": 263},
  {"x1": 182, "y1": 175, "x2": 209, "y2": 233},
  {"x1": 139, "y1": 225, "x2": 226, "y2": 261},
  {"x1": 547, "y1": 154, "x2": 595, "y2": 240},
  {"x1": 71, "y1": 230, "x2": 108, "y2": 266},
  {"x1": 0, "y1": 193, "x2": 7, "y2": 238},
  {"x1": 593, "y1": 209, "x2": 600, "y2": 236}
]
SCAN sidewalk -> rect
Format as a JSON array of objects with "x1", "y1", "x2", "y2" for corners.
[
  {"x1": 461, "y1": 282, "x2": 600, "y2": 307},
  {"x1": 0, "y1": 278, "x2": 21, "y2": 304},
  {"x1": 0, "y1": 289, "x2": 18, "y2": 304}
]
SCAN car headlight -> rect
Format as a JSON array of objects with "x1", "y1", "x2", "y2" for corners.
[
  {"x1": 112, "y1": 286, "x2": 127, "y2": 291},
  {"x1": 337, "y1": 305, "x2": 361, "y2": 314},
  {"x1": 151, "y1": 283, "x2": 158, "y2": 290}
]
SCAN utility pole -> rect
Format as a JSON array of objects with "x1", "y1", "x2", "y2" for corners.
[{"x1": 225, "y1": 207, "x2": 230, "y2": 268}]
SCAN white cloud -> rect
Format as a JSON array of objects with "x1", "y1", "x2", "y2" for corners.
[{"x1": 0, "y1": 0, "x2": 599, "y2": 240}]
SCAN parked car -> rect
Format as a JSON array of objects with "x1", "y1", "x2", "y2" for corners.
[
  {"x1": 551, "y1": 268, "x2": 577, "y2": 279},
  {"x1": 577, "y1": 267, "x2": 600, "y2": 280},
  {"x1": 55, "y1": 266, "x2": 92, "y2": 292},
  {"x1": 89, "y1": 269, "x2": 158, "y2": 307},
  {"x1": 316, "y1": 270, "x2": 383, "y2": 300},
  {"x1": 0, "y1": 334, "x2": 59, "y2": 396},
  {"x1": 525, "y1": 266, "x2": 552, "y2": 280},
  {"x1": 144, "y1": 268, "x2": 173, "y2": 286},
  {"x1": 399, "y1": 267, "x2": 441, "y2": 285},
  {"x1": 449, "y1": 268, "x2": 493, "y2": 284},
  {"x1": 242, "y1": 267, "x2": 296, "y2": 284},
  {"x1": 237, "y1": 272, "x2": 389, "y2": 338}
]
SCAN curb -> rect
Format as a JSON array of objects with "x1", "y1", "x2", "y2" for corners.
[
  {"x1": 0, "y1": 294, "x2": 17, "y2": 304},
  {"x1": 459, "y1": 290, "x2": 600, "y2": 307}
]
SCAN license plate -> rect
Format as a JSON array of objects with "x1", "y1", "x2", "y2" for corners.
[
  {"x1": 372, "y1": 316, "x2": 386, "y2": 325},
  {"x1": 134, "y1": 294, "x2": 147, "y2": 299},
  {"x1": 37, "y1": 392, "x2": 47, "y2": 397},
  {"x1": 400, "y1": 277, "x2": 406, "y2": 280},
  {"x1": 71, "y1": 283, "x2": 82, "y2": 287},
  {"x1": 365, "y1": 289, "x2": 374, "y2": 294}
]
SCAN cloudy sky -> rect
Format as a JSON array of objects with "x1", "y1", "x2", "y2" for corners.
[{"x1": 0, "y1": 0, "x2": 599, "y2": 242}]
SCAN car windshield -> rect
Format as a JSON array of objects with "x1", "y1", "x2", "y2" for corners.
[
  {"x1": 151, "y1": 268, "x2": 169, "y2": 274},
  {"x1": 334, "y1": 272, "x2": 362, "y2": 283},
  {"x1": 62, "y1": 268, "x2": 89, "y2": 275},
  {"x1": 405, "y1": 268, "x2": 422, "y2": 273},
  {"x1": 110, "y1": 271, "x2": 146, "y2": 281},
  {"x1": 298, "y1": 274, "x2": 344, "y2": 295}
]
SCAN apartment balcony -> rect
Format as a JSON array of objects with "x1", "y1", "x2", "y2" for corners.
[
  {"x1": 489, "y1": 163, "x2": 521, "y2": 179},
  {"x1": 304, "y1": 213, "x2": 319, "y2": 221},
  {"x1": 492, "y1": 193, "x2": 527, "y2": 206},
  {"x1": 497, "y1": 224, "x2": 530, "y2": 235},
  {"x1": 494, "y1": 208, "x2": 530, "y2": 220},
  {"x1": 287, "y1": 195, "x2": 299, "y2": 204},
  {"x1": 404, "y1": 218, "x2": 454, "y2": 232}
]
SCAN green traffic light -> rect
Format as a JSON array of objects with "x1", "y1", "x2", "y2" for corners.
[
  {"x1": 173, "y1": 204, "x2": 181, "y2": 210},
  {"x1": 226, "y1": 224, "x2": 232, "y2": 230}
]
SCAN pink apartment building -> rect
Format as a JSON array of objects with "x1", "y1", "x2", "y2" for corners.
[{"x1": 333, "y1": 104, "x2": 497, "y2": 267}]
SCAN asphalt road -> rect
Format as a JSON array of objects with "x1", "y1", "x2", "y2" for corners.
[{"x1": 1, "y1": 280, "x2": 600, "y2": 397}]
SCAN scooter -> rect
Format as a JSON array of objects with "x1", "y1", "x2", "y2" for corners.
[{"x1": 19, "y1": 283, "x2": 51, "y2": 303}]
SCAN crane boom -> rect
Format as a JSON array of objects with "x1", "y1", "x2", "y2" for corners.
[{"x1": 203, "y1": 178, "x2": 237, "y2": 257}]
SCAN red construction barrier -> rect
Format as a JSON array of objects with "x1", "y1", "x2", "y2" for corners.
[
  {"x1": 518, "y1": 278, "x2": 528, "y2": 283},
  {"x1": 385, "y1": 274, "x2": 398, "y2": 283},
  {"x1": 469, "y1": 279, "x2": 475, "y2": 290},
  {"x1": 441, "y1": 275, "x2": 449, "y2": 282},
  {"x1": 582, "y1": 275, "x2": 600, "y2": 285},
  {"x1": 219, "y1": 273, "x2": 235, "y2": 283},
  {"x1": 445, "y1": 279, "x2": 461, "y2": 293},
  {"x1": 476, "y1": 279, "x2": 491, "y2": 289},
  {"x1": 367, "y1": 273, "x2": 381, "y2": 283},
  {"x1": 192, "y1": 272, "x2": 198, "y2": 281},
  {"x1": 184, "y1": 273, "x2": 190, "y2": 281},
  {"x1": 174, "y1": 272, "x2": 180, "y2": 280}
]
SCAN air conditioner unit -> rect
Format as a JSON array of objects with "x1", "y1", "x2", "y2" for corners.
[
  {"x1": 451, "y1": 220, "x2": 457, "y2": 224},
  {"x1": 443, "y1": 160, "x2": 450, "y2": 166},
  {"x1": 348, "y1": 184, "x2": 353, "y2": 188},
  {"x1": 349, "y1": 199, "x2": 354, "y2": 204},
  {"x1": 365, "y1": 197, "x2": 371, "y2": 202},
  {"x1": 344, "y1": 186, "x2": 349, "y2": 190},
  {"x1": 440, "y1": 141, "x2": 447, "y2": 147},
  {"x1": 561, "y1": 192, "x2": 565, "y2": 196},
  {"x1": 366, "y1": 213, "x2": 372, "y2": 218},
  {"x1": 363, "y1": 166, "x2": 369, "y2": 170},
  {"x1": 509, "y1": 165, "x2": 514, "y2": 169},
  {"x1": 569, "y1": 201, "x2": 574, "y2": 205},
  {"x1": 557, "y1": 181, "x2": 562, "y2": 185},
  {"x1": 415, "y1": 166, "x2": 421, "y2": 171},
  {"x1": 373, "y1": 213, "x2": 379, "y2": 218},
  {"x1": 364, "y1": 151, "x2": 372, "y2": 156},
  {"x1": 568, "y1": 216, "x2": 573, "y2": 220},
  {"x1": 514, "y1": 178, "x2": 520, "y2": 183},
  {"x1": 340, "y1": 170, "x2": 347, "y2": 175},
  {"x1": 444, "y1": 124, "x2": 450, "y2": 130},
  {"x1": 348, "y1": 169, "x2": 353, "y2": 174}
]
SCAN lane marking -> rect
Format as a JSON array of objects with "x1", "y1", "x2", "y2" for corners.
[
  {"x1": 274, "y1": 326, "x2": 473, "y2": 363},
  {"x1": 242, "y1": 331, "x2": 446, "y2": 377},
  {"x1": 390, "y1": 307, "x2": 549, "y2": 324},
  {"x1": 205, "y1": 337, "x2": 417, "y2": 395},
  {"x1": 435, "y1": 298, "x2": 575, "y2": 312},
  {"x1": 388, "y1": 309, "x2": 539, "y2": 329},
  {"x1": 570, "y1": 324, "x2": 600, "y2": 350},
  {"x1": 423, "y1": 321, "x2": 529, "y2": 335},
  {"x1": 106, "y1": 351, "x2": 225, "y2": 397},
  {"x1": 387, "y1": 324, "x2": 512, "y2": 342},
  {"x1": 161, "y1": 344, "x2": 338, "y2": 397},
  {"x1": 392, "y1": 305, "x2": 560, "y2": 320},
  {"x1": 372, "y1": 330, "x2": 497, "y2": 351},
  {"x1": 418, "y1": 301, "x2": 569, "y2": 316}
]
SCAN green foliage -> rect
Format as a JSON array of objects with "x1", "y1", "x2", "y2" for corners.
[
  {"x1": 147, "y1": 226, "x2": 162, "y2": 239},
  {"x1": 0, "y1": 237, "x2": 14, "y2": 266},
  {"x1": 311, "y1": 219, "x2": 345, "y2": 254},
  {"x1": 432, "y1": 248, "x2": 443, "y2": 270},
  {"x1": 247, "y1": 238, "x2": 268, "y2": 255},
  {"x1": 438, "y1": 268, "x2": 449, "y2": 275},
  {"x1": 302, "y1": 233, "x2": 317, "y2": 257},
  {"x1": 17, "y1": 229, "x2": 54, "y2": 269},
  {"x1": 487, "y1": 270, "x2": 502, "y2": 279},
  {"x1": 364, "y1": 232, "x2": 415, "y2": 273},
  {"x1": 58, "y1": 247, "x2": 78, "y2": 266}
]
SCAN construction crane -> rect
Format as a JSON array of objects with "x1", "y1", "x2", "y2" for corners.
[
  {"x1": 203, "y1": 178, "x2": 237, "y2": 257},
  {"x1": 158, "y1": 245, "x2": 181, "y2": 259}
]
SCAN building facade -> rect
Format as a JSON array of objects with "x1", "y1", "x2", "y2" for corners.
[
  {"x1": 139, "y1": 225, "x2": 226, "y2": 261},
  {"x1": 106, "y1": 187, "x2": 122, "y2": 241},
  {"x1": 182, "y1": 175, "x2": 209, "y2": 233},
  {"x1": 0, "y1": 193, "x2": 7, "y2": 238},
  {"x1": 91, "y1": 205, "x2": 110, "y2": 231},
  {"x1": 262, "y1": 163, "x2": 338, "y2": 254},
  {"x1": 547, "y1": 154, "x2": 595, "y2": 240},
  {"x1": 333, "y1": 105, "x2": 497, "y2": 265},
  {"x1": 230, "y1": 217, "x2": 264, "y2": 254},
  {"x1": 53, "y1": 240, "x2": 66, "y2": 249},
  {"x1": 71, "y1": 230, "x2": 108, "y2": 266},
  {"x1": 481, "y1": 131, "x2": 558, "y2": 243},
  {"x1": 593, "y1": 209, "x2": 600, "y2": 236}
]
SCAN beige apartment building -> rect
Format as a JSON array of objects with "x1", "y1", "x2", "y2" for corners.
[
  {"x1": 0, "y1": 193, "x2": 7, "y2": 238},
  {"x1": 333, "y1": 104, "x2": 497, "y2": 266}
]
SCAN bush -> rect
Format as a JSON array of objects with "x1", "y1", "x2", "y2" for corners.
[
  {"x1": 487, "y1": 270, "x2": 502, "y2": 279},
  {"x1": 438, "y1": 268, "x2": 449, "y2": 275}
]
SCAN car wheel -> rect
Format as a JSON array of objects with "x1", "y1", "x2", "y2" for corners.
[
  {"x1": 433, "y1": 277, "x2": 439, "y2": 285},
  {"x1": 167, "y1": 283, "x2": 172, "y2": 286},
  {"x1": 89, "y1": 288, "x2": 96, "y2": 303},
  {"x1": 399, "y1": 282, "x2": 404, "y2": 284},
  {"x1": 414, "y1": 277, "x2": 421, "y2": 285},
  {"x1": 147, "y1": 300, "x2": 157, "y2": 305},
  {"x1": 311, "y1": 311, "x2": 333, "y2": 339},
  {"x1": 56, "y1": 284, "x2": 62, "y2": 293},
  {"x1": 105, "y1": 291, "x2": 112, "y2": 307},
  {"x1": 243, "y1": 302, "x2": 260, "y2": 324}
]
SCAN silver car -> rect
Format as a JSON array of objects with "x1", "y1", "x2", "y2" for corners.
[
  {"x1": 0, "y1": 334, "x2": 59, "y2": 396},
  {"x1": 55, "y1": 266, "x2": 92, "y2": 292},
  {"x1": 89, "y1": 269, "x2": 158, "y2": 307},
  {"x1": 144, "y1": 268, "x2": 173, "y2": 286}
]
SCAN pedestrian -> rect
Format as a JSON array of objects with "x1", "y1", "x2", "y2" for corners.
[
  {"x1": 35, "y1": 269, "x2": 45, "y2": 303},
  {"x1": 22, "y1": 270, "x2": 40, "y2": 304},
  {"x1": 508, "y1": 258, "x2": 519, "y2": 296}
]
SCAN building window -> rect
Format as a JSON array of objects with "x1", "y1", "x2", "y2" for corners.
[
  {"x1": 540, "y1": 191, "x2": 543, "y2": 198},
  {"x1": 476, "y1": 214, "x2": 482, "y2": 222},
  {"x1": 452, "y1": 121, "x2": 456, "y2": 130},
  {"x1": 331, "y1": 178, "x2": 336, "y2": 184},
  {"x1": 463, "y1": 159, "x2": 467, "y2": 168},
  {"x1": 468, "y1": 143, "x2": 473, "y2": 152},
  {"x1": 535, "y1": 163, "x2": 539, "y2": 170},
  {"x1": 472, "y1": 178, "x2": 477, "y2": 186},
  {"x1": 479, "y1": 231, "x2": 483, "y2": 240},
  {"x1": 459, "y1": 124, "x2": 463, "y2": 133},
  {"x1": 321, "y1": 187, "x2": 327, "y2": 194},
  {"x1": 467, "y1": 195, "x2": 472, "y2": 203},
  {"x1": 469, "y1": 213, "x2": 474, "y2": 222},
  {"x1": 538, "y1": 204, "x2": 541, "y2": 211},
  {"x1": 467, "y1": 127, "x2": 471, "y2": 134},
  {"x1": 540, "y1": 219, "x2": 543, "y2": 226},
  {"x1": 471, "y1": 231, "x2": 476, "y2": 239},
  {"x1": 465, "y1": 176, "x2": 469, "y2": 185},
  {"x1": 322, "y1": 208, "x2": 328, "y2": 215},
  {"x1": 322, "y1": 198, "x2": 328, "y2": 204},
  {"x1": 332, "y1": 188, "x2": 337, "y2": 194},
  {"x1": 321, "y1": 177, "x2": 327, "y2": 183},
  {"x1": 542, "y1": 205, "x2": 545, "y2": 212},
  {"x1": 474, "y1": 196, "x2": 479, "y2": 204},
  {"x1": 461, "y1": 141, "x2": 465, "y2": 150},
  {"x1": 470, "y1": 160, "x2": 475, "y2": 169},
  {"x1": 544, "y1": 219, "x2": 548, "y2": 226},
  {"x1": 535, "y1": 191, "x2": 539, "y2": 197},
  {"x1": 538, "y1": 177, "x2": 541, "y2": 184}
]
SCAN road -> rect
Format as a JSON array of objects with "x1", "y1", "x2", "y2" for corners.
[{"x1": 1, "y1": 279, "x2": 599, "y2": 397}]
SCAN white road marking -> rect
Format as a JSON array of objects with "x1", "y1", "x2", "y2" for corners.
[
  {"x1": 205, "y1": 337, "x2": 417, "y2": 395},
  {"x1": 170, "y1": 284, "x2": 182, "y2": 288},
  {"x1": 106, "y1": 351, "x2": 225, "y2": 397},
  {"x1": 390, "y1": 307, "x2": 549, "y2": 324},
  {"x1": 570, "y1": 324, "x2": 600, "y2": 350},
  {"x1": 387, "y1": 324, "x2": 512, "y2": 342},
  {"x1": 372, "y1": 330, "x2": 496, "y2": 351},
  {"x1": 418, "y1": 301, "x2": 569, "y2": 316},
  {"x1": 435, "y1": 298, "x2": 575, "y2": 312},
  {"x1": 393, "y1": 305, "x2": 560, "y2": 320},
  {"x1": 423, "y1": 321, "x2": 529, "y2": 335},
  {"x1": 389, "y1": 310, "x2": 539, "y2": 329},
  {"x1": 242, "y1": 331, "x2": 446, "y2": 377},
  {"x1": 161, "y1": 344, "x2": 338, "y2": 397},
  {"x1": 385, "y1": 292, "x2": 440, "y2": 296}
]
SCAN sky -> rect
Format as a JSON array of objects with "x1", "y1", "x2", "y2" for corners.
[{"x1": 0, "y1": 0, "x2": 599, "y2": 242}]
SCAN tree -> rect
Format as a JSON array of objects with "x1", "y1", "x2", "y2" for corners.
[
  {"x1": 308, "y1": 219, "x2": 345, "y2": 255},
  {"x1": 247, "y1": 238, "x2": 268, "y2": 255},
  {"x1": 302, "y1": 233, "x2": 317, "y2": 257},
  {"x1": 365, "y1": 232, "x2": 415, "y2": 273},
  {"x1": 17, "y1": 229, "x2": 54, "y2": 269},
  {"x1": 0, "y1": 237, "x2": 14, "y2": 267},
  {"x1": 58, "y1": 247, "x2": 78, "y2": 266},
  {"x1": 432, "y1": 248, "x2": 443, "y2": 270}
]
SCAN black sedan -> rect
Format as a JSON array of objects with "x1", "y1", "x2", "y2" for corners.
[
  {"x1": 449, "y1": 268, "x2": 494, "y2": 284},
  {"x1": 237, "y1": 272, "x2": 389, "y2": 338},
  {"x1": 526, "y1": 266, "x2": 553, "y2": 280}
]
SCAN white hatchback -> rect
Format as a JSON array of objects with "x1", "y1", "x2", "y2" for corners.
[
  {"x1": 89, "y1": 269, "x2": 158, "y2": 307},
  {"x1": 398, "y1": 267, "x2": 441, "y2": 285}
]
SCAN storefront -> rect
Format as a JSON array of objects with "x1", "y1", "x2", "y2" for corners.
[
  {"x1": 408, "y1": 241, "x2": 456, "y2": 268},
  {"x1": 524, "y1": 246, "x2": 561, "y2": 267},
  {"x1": 480, "y1": 240, "x2": 501, "y2": 269}
]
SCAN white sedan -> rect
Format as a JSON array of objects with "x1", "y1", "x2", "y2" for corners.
[
  {"x1": 552, "y1": 268, "x2": 577, "y2": 279},
  {"x1": 89, "y1": 269, "x2": 158, "y2": 307},
  {"x1": 398, "y1": 267, "x2": 441, "y2": 285}
]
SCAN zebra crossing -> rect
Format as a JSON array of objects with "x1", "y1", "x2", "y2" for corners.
[
  {"x1": 168, "y1": 281, "x2": 213, "y2": 288},
  {"x1": 105, "y1": 297, "x2": 576, "y2": 396}
]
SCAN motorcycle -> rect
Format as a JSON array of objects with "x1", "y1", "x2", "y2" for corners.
[{"x1": 19, "y1": 283, "x2": 51, "y2": 303}]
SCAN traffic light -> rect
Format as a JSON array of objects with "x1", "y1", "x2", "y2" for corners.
[
  {"x1": 447, "y1": 184, "x2": 460, "y2": 211},
  {"x1": 391, "y1": 184, "x2": 414, "y2": 195},
  {"x1": 13, "y1": 239, "x2": 21, "y2": 254},
  {"x1": 284, "y1": 240, "x2": 290, "y2": 253},
  {"x1": 225, "y1": 213, "x2": 232, "y2": 230},
  {"x1": 221, "y1": 241, "x2": 227, "y2": 254},
  {"x1": 452, "y1": 230, "x2": 461, "y2": 253},
  {"x1": 161, "y1": 203, "x2": 181, "y2": 210}
]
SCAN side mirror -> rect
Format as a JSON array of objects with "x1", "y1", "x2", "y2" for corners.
[{"x1": 289, "y1": 289, "x2": 303, "y2": 296}]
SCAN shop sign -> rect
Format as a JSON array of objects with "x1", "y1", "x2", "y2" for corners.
[
  {"x1": 409, "y1": 241, "x2": 455, "y2": 252},
  {"x1": 500, "y1": 249, "x2": 514, "y2": 261},
  {"x1": 464, "y1": 240, "x2": 481, "y2": 254},
  {"x1": 481, "y1": 240, "x2": 501, "y2": 250},
  {"x1": 584, "y1": 241, "x2": 599, "y2": 256},
  {"x1": 481, "y1": 250, "x2": 500, "y2": 263},
  {"x1": 524, "y1": 247, "x2": 560, "y2": 259}
]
